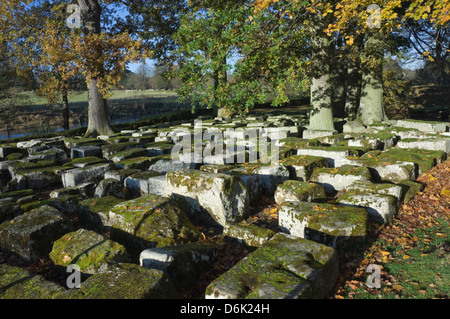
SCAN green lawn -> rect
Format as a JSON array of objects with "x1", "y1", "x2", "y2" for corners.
[{"x1": 17, "y1": 89, "x2": 187, "y2": 121}]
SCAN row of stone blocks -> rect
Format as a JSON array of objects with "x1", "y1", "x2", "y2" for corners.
[{"x1": 1, "y1": 118, "x2": 449, "y2": 298}]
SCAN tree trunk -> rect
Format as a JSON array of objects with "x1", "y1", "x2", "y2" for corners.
[
  {"x1": 309, "y1": 28, "x2": 334, "y2": 131},
  {"x1": 85, "y1": 78, "x2": 114, "y2": 136},
  {"x1": 78, "y1": 0, "x2": 114, "y2": 137},
  {"x1": 213, "y1": 55, "x2": 228, "y2": 118},
  {"x1": 62, "y1": 91, "x2": 70, "y2": 131},
  {"x1": 345, "y1": 65, "x2": 360, "y2": 120},
  {"x1": 358, "y1": 33, "x2": 386, "y2": 125}
]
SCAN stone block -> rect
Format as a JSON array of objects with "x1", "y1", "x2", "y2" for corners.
[
  {"x1": 64, "y1": 263, "x2": 178, "y2": 299},
  {"x1": 49, "y1": 228, "x2": 128, "y2": 274},
  {"x1": 337, "y1": 191, "x2": 397, "y2": 225},
  {"x1": 166, "y1": 170, "x2": 250, "y2": 226},
  {"x1": 223, "y1": 222, "x2": 276, "y2": 247},
  {"x1": 0, "y1": 205, "x2": 73, "y2": 261},
  {"x1": 279, "y1": 155, "x2": 328, "y2": 181},
  {"x1": 278, "y1": 202, "x2": 368, "y2": 249},
  {"x1": 0, "y1": 264, "x2": 65, "y2": 299},
  {"x1": 205, "y1": 233, "x2": 338, "y2": 299},
  {"x1": 140, "y1": 243, "x2": 218, "y2": 289},
  {"x1": 105, "y1": 195, "x2": 200, "y2": 250},
  {"x1": 396, "y1": 120, "x2": 447, "y2": 133},
  {"x1": 274, "y1": 180, "x2": 326, "y2": 205},
  {"x1": 124, "y1": 171, "x2": 161, "y2": 196},
  {"x1": 310, "y1": 165, "x2": 372, "y2": 194},
  {"x1": 148, "y1": 175, "x2": 167, "y2": 197},
  {"x1": 71, "y1": 145, "x2": 103, "y2": 159},
  {"x1": 61, "y1": 164, "x2": 113, "y2": 187}
]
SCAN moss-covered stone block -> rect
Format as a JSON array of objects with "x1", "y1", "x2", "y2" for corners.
[
  {"x1": 279, "y1": 201, "x2": 368, "y2": 249},
  {"x1": 166, "y1": 169, "x2": 250, "y2": 226},
  {"x1": 295, "y1": 145, "x2": 368, "y2": 167},
  {"x1": 115, "y1": 156, "x2": 154, "y2": 170},
  {"x1": 63, "y1": 263, "x2": 178, "y2": 299},
  {"x1": 0, "y1": 205, "x2": 74, "y2": 261},
  {"x1": 140, "y1": 242, "x2": 219, "y2": 289},
  {"x1": 111, "y1": 147, "x2": 149, "y2": 163},
  {"x1": 63, "y1": 156, "x2": 105, "y2": 169},
  {"x1": 310, "y1": 165, "x2": 372, "y2": 194},
  {"x1": 50, "y1": 228, "x2": 128, "y2": 274},
  {"x1": 205, "y1": 233, "x2": 338, "y2": 299},
  {"x1": 396, "y1": 180, "x2": 424, "y2": 204},
  {"x1": 277, "y1": 137, "x2": 320, "y2": 150},
  {"x1": 337, "y1": 190, "x2": 397, "y2": 225},
  {"x1": 63, "y1": 137, "x2": 105, "y2": 149},
  {"x1": 106, "y1": 195, "x2": 201, "y2": 249},
  {"x1": 279, "y1": 155, "x2": 328, "y2": 181},
  {"x1": 79, "y1": 196, "x2": 127, "y2": 231},
  {"x1": 0, "y1": 264, "x2": 65, "y2": 299},
  {"x1": 274, "y1": 180, "x2": 326, "y2": 205},
  {"x1": 223, "y1": 222, "x2": 276, "y2": 247}
]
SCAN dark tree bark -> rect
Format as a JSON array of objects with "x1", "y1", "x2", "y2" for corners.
[
  {"x1": 78, "y1": 0, "x2": 114, "y2": 137},
  {"x1": 62, "y1": 90, "x2": 70, "y2": 131}
]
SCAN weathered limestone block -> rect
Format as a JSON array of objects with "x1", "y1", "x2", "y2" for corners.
[
  {"x1": 70, "y1": 145, "x2": 103, "y2": 159},
  {"x1": 205, "y1": 233, "x2": 338, "y2": 299},
  {"x1": 223, "y1": 222, "x2": 276, "y2": 247},
  {"x1": 274, "y1": 180, "x2": 326, "y2": 205},
  {"x1": 229, "y1": 167, "x2": 262, "y2": 204},
  {"x1": 199, "y1": 164, "x2": 234, "y2": 174},
  {"x1": 0, "y1": 264, "x2": 65, "y2": 299},
  {"x1": 111, "y1": 147, "x2": 149, "y2": 163},
  {"x1": 50, "y1": 228, "x2": 128, "y2": 274},
  {"x1": 64, "y1": 263, "x2": 178, "y2": 299},
  {"x1": 396, "y1": 180, "x2": 424, "y2": 204},
  {"x1": 0, "y1": 205, "x2": 73, "y2": 261},
  {"x1": 397, "y1": 138, "x2": 450, "y2": 154},
  {"x1": 61, "y1": 164, "x2": 113, "y2": 187},
  {"x1": 27, "y1": 147, "x2": 67, "y2": 163},
  {"x1": 9, "y1": 166, "x2": 63, "y2": 190},
  {"x1": 101, "y1": 142, "x2": 140, "y2": 160},
  {"x1": 279, "y1": 155, "x2": 328, "y2": 181},
  {"x1": 148, "y1": 175, "x2": 167, "y2": 197},
  {"x1": 302, "y1": 130, "x2": 338, "y2": 139},
  {"x1": 146, "y1": 141, "x2": 174, "y2": 156},
  {"x1": 94, "y1": 178, "x2": 126, "y2": 198},
  {"x1": 295, "y1": 146, "x2": 366, "y2": 167},
  {"x1": 16, "y1": 139, "x2": 43, "y2": 149},
  {"x1": 346, "y1": 181, "x2": 403, "y2": 202},
  {"x1": 166, "y1": 170, "x2": 250, "y2": 226},
  {"x1": 63, "y1": 137, "x2": 105, "y2": 149},
  {"x1": 0, "y1": 146, "x2": 23, "y2": 159},
  {"x1": 350, "y1": 157, "x2": 416, "y2": 183},
  {"x1": 396, "y1": 119, "x2": 447, "y2": 133},
  {"x1": 140, "y1": 242, "x2": 219, "y2": 288},
  {"x1": 78, "y1": 196, "x2": 126, "y2": 231},
  {"x1": 50, "y1": 183, "x2": 96, "y2": 199},
  {"x1": 277, "y1": 137, "x2": 320, "y2": 150},
  {"x1": 124, "y1": 171, "x2": 161, "y2": 196},
  {"x1": 337, "y1": 191, "x2": 397, "y2": 225},
  {"x1": 63, "y1": 156, "x2": 105, "y2": 169},
  {"x1": 104, "y1": 169, "x2": 140, "y2": 183},
  {"x1": 105, "y1": 195, "x2": 200, "y2": 249},
  {"x1": 148, "y1": 157, "x2": 197, "y2": 174},
  {"x1": 115, "y1": 157, "x2": 153, "y2": 170},
  {"x1": 310, "y1": 165, "x2": 372, "y2": 194},
  {"x1": 342, "y1": 121, "x2": 372, "y2": 133},
  {"x1": 0, "y1": 201, "x2": 23, "y2": 224},
  {"x1": 278, "y1": 202, "x2": 368, "y2": 249},
  {"x1": 253, "y1": 165, "x2": 290, "y2": 195}
]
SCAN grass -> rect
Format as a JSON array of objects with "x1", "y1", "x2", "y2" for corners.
[{"x1": 346, "y1": 218, "x2": 449, "y2": 299}]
